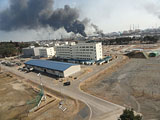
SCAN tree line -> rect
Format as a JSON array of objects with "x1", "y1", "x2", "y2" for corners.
[
  {"x1": 0, "y1": 41, "x2": 39, "y2": 58},
  {"x1": 102, "y1": 36, "x2": 159, "y2": 45}
]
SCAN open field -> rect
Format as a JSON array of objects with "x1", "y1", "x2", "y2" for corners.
[
  {"x1": 0, "y1": 72, "x2": 37, "y2": 120},
  {"x1": 81, "y1": 56, "x2": 160, "y2": 120},
  {"x1": 0, "y1": 71, "x2": 89, "y2": 120}
]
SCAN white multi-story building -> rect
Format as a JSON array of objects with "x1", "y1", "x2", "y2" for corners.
[
  {"x1": 39, "y1": 47, "x2": 55, "y2": 58},
  {"x1": 22, "y1": 46, "x2": 43, "y2": 57},
  {"x1": 55, "y1": 42, "x2": 103, "y2": 61},
  {"x1": 22, "y1": 46, "x2": 55, "y2": 58}
]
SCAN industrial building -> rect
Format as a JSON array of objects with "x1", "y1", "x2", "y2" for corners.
[
  {"x1": 22, "y1": 46, "x2": 55, "y2": 58},
  {"x1": 55, "y1": 42, "x2": 103, "y2": 61},
  {"x1": 22, "y1": 46, "x2": 43, "y2": 58},
  {"x1": 39, "y1": 47, "x2": 55, "y2": 58},
  {"x1": 25, "y1": 60, "x2": 81, "y2": 77}
]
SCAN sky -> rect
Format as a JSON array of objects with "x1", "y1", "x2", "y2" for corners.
[
  {"x1": 0, "y1": 0, "x2": 160, "y2": 42},
  {"x1": 53, "y1": 0, "x2": 160, "y2": 31}
]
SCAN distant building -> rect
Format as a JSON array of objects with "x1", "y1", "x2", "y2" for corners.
[
  {"x1": 22, "y1": 46, "x2": 43, "y2": 58},
  {"x1": 22, "y1": 42, "x2": 103, "y2": 60},
  {"x1": 55, "y1": 42, "x2": 103, "y2": 61},
  {"x1": 22, "y1": 46, "x2": 55, "y2": 58},
  {"x1": 39, "y1": 47, "x2": 55, "y2": 58},
  {"x1": 25, "y1": 60, "x2": 81, "y2": 77}
]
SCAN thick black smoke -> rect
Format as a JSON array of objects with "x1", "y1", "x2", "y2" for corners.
[
  {"x1": 91, "y1": 23, "x2": 104, "y2": 36},
  {"x1": 0, "y1": 0, "x2": 87, "y2": 37}
]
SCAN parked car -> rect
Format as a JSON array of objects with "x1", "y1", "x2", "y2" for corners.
[
  {"x1": 18, "y1": 68, "x2": 23, "y2": 71},
  {"x1": 63, "y1": 81, "x2": 71, "y2": 86},
  {"x1": 16, "y1": 62, "x2": 21, "y2": 66}
]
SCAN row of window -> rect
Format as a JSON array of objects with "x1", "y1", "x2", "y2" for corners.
[
  {"x1": 57, "y1": 51, "x2": 70, "y2": 53},
  {"x1": 72, "y1": 52, "x2": 93, "y2": 54},
  {"x1": 57, "y1": 54, "x2": 70, "y2": 56},
  {"x1": 73, "y1": 55, "x2": 91, "y2": 57},
  {"x1": 57, "y1": 47, "x2": 71, "y2": 48},
  {"x1": 57, "y1": 51, "x2": 96, "y2": 54},
  {"x1": 78, "y1": 46, "x2": 94, "y2": 48},
  {"x1": 56, "y1": 46, "x2": 96, "y2": 49},
  {"x1": 74, "y1": 58, "x2": 92, "y2": 60},
  {"x1": 78, "y1": 49, "x2": 94, "y2": 51}
]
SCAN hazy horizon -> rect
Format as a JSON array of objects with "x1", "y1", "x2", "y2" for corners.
[{"x1": 1, "y1": 0, "x2": 160, "y2": 42}]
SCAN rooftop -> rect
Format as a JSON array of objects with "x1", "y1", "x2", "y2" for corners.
[{"x1": 25, "y1": 60, "x2": 78, "y2": 71}]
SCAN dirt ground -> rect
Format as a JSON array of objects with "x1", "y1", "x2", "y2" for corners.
[
  {"x1": 81, "y1": 56, "x2": 160, "y2": 120},
  {"x1": 0, "y1": 71, "x2": 88, "y2": 120},
  {"x1": 0, "y1": 72, "x2": 37, "y2": 120}
]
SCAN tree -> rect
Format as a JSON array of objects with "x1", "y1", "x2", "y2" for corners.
[
  {"x1": 118, "y1": 108, "x2": 142, "y2": 120},
  {"x1": 0, "y1": 43, "x2": 18, "y2": 57}
]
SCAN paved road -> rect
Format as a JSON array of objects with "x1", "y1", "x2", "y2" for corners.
[{"x1": 1, "y1": 56, "x2": 125, "y2": 120}]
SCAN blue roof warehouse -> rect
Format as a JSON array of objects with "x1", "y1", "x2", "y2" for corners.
[{"x1": 25, "y1": 60, "x2": 81, "y2": 77}]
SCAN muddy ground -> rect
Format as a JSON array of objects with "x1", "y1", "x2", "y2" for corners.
[{"x1": 82, "y1": 56, "x2": 160, "y2": 120}]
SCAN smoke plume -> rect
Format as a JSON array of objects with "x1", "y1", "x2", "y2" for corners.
[
  {"x1": 144, "y1": 2, "x2": 160, "y2": 19},
  {"x1": 91, "y1": 24, "x2": 104, "y2": 35},
  {"x1": 0, "y1": 0, "x2": 87, "y2": 36}
]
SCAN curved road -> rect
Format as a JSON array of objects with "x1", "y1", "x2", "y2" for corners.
[{"x1": 1, "y1": 55, "x2": 125, "y2": 120}]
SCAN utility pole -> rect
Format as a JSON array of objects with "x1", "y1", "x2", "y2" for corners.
[
  {"x1": 37, "y1": 73, "x2": 46, "y2": 100},
  {"x1": 0, "y1": 62, "x2": 1, "y2": 73},
  {"x1": 37, "y1": 73, "x2": 42, "y2": 84}
]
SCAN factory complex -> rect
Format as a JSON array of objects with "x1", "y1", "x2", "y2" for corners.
[
  {"x1": 21, "y1": 42, "x2": 104, "y2": 78},
  {"x1": 25, "y1": 60, "x2": 81, "y2": 77}
]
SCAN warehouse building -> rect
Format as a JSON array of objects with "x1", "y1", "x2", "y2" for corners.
[
  {"x1": 25, "y1": 60, "x2": 81, "y2": 77},
  {"x1": 55, "y1": 42, "x2": 103, "y2": 61}
]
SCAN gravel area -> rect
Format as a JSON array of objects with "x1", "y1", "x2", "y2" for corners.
[{"x1": 87, "y1": 57, "x2": 160, "y2": 120}]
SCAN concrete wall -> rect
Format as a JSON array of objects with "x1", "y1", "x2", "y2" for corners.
[
  {"x1": 39, "y1": 47, "x2": 55, "y2": 58},
  {"x1": 22, "y1": 47, "x2": 43, "y2": 57},
  {"x1": 64, "y1": 65, "x2": 81, "y2": 77},
  {"x1": 95, "y1": 43, "x2": 103, "y2": 60},
  {"x1": 46, "y1": 69, "x2": 64, "y2": 77},
  {"x1": 22, "y1": 48, "x2": 34, "y2": 57},
  {"x1": 46, "y1": 47, "x2": 55, "y2": 57},
  {"x1": 39, "y1": 49, "x2": 47, "y2": 57},
  {"x1": 26, "y1": 65, "x2": 64, "y2": 77},
  {"x1": 34, "y1": 47, "x2": 42, "y2": 56}
]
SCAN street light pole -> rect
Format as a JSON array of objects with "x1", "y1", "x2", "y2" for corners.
[
  {"x1": 37, "y1": 73, "x2": 42, "y2": 85},
  {"x1": 0, "y1": 62, "x2": 1, "y2": 73},
  {"x1": 37, "y1": 73, "x2": 46, "y2": 100}
]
